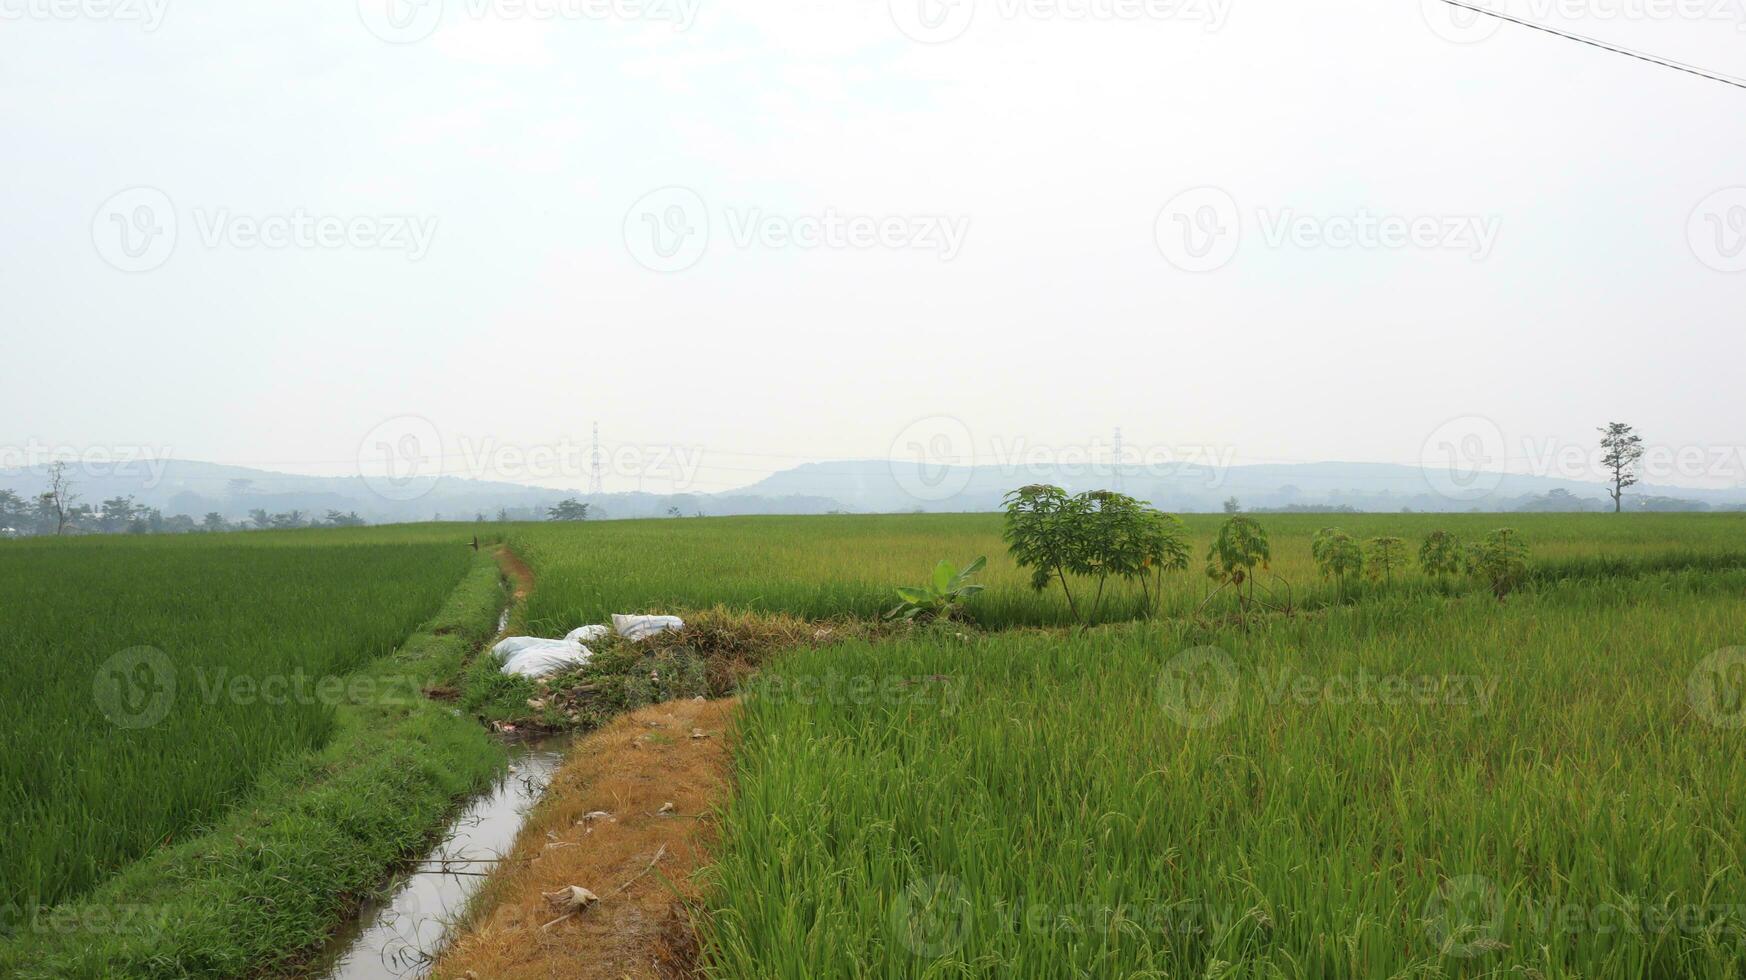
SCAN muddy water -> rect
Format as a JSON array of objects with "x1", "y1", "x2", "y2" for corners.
[{"x1": 307, "y1": 736, "x2": 570, "y2": 979}]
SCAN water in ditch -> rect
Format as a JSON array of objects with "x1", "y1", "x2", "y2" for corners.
[{"x1": 306, "y1": 734, "x2": 570, "y2": 979}]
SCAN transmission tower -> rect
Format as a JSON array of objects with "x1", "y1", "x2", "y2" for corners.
[
  {"x1": 588, "y1": 422, "x2": 603, "y2": 496},
  {"x1": 1112, "y1": 427, "x2": 1124, "y2": 492}
]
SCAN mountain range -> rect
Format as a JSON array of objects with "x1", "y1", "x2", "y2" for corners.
[{"x1": 2, "y1": 457, "x2": 1741, "y2": 523}]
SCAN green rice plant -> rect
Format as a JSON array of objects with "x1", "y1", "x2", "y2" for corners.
[
  {"x1": 0, "y1": 526, "x2": 478, "y2": 912},
  {"x1": 700, "y1": 569, "x2": 1746, "y2": 978},
  {"x1": 506, "y1": 513, "x2": 1746, "y2": 629}
]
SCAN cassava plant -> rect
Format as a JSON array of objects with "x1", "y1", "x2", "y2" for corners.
[
  {"x1": 1364, "y1": 536, "x2": 1408, "y2": 587},
  {"x1": 1419, "y1": 530, "x2": 1464, "y2": 580},
  {"x1": 1203, "y1": 515, "x2": 1271, "y2": 618},
  {"x1": 1311, "y1": 527, "x2": 1364, "y2": 599},
  {"x1": 1002, "y1": 485, "x2": 1088, "y2": 623},
  {"x1": 1076, "y1": 491, "x2": 1190, "y2": 622},
  {"x1": 1466, "y1": 528, "x2": 1529, "y2": 602},
  {"x1": 1003, "y1": 486, "x2": 1189, "y2": 625}
]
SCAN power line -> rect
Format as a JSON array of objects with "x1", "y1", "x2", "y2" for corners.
[{"x1": 1433, "y1": 0, "x2": 1746, "y2": 92}]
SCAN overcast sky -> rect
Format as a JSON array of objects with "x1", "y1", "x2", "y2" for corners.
[{"x1": 3, "y1": 0, "x2": 1743, "y2": 495}]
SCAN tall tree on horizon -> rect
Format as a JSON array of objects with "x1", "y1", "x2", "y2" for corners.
[{"x1": 1598, "y1": 422, "x2": 1645, "y2": 514}]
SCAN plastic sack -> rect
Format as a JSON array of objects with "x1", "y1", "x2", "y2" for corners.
[
  {"x1": 491, "y1": 636, "x2": 592, "y2": 678},
  {"x1": 500, "y1": 639, "x2": 591, "y2": 678},
  {"x1": 565, "y1": 624, "x2": 610, "y2": 644},
  {"x1": 611, "y1": 614, "x2": 684, "y2": 642},
  {"x1": 491, "y1": 636, "x2": 550, "y2": 662}
]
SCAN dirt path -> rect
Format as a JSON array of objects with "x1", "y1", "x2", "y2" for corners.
[
  {"x1": 433, "y1": 697, "x2": 736, "y2": 980},
  {"x1": 494, "y1": 544, "x2": 536, "y2": 605}
]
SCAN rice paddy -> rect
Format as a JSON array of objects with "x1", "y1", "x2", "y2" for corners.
[
  {"x1": 6, "y1": 512, "x2": 1745, "y2": 977},
  {"x1": 0, "y1": 527, "x2": 478, "y2": 913},
  {"x1": 698, "y1": 563, "x2": 1746, "y2": 977}
]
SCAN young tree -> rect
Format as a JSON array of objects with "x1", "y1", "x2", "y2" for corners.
[
  {"x1": 1418, "y1": 530, "x2": 1463, "y2": 579},
  {"x1": 42, "y1": 461, "x2": 79, "y2": 535},
  {"x1": 1311, "y1": 527, "x2": 1364, "y2": 598},
  {"x1": 1466, "y1": 528, "x2": 1530, "y2": 601},
  {"x1": 0, "y1": 489, "x2": 27, "y2": 531},
  {"x1": 1205, "y1": 515, "x2": 1271, "y2": 616},
  {"x1": 547, "y1": 498, "x2": 591, "y2": 521},
  {"x1": 1002, "y1": 484, "x2": 1088, "y2": 623},
  {"x1": 1598, "y1": 422, "x2": 1644, "y2": 514},
  {"x1": 1364, "y1": 536, "x2": 1408, "y2": 587},
  {"x1": 1222, "y1": 496, "x2": 1242, "y2": 514},
  {"x1": 99, "y1": 495, "x2": 137, "y2": 533}
]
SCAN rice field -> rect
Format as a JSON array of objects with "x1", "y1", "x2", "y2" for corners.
[
  {"x1": 6, "y1": 512, "x2": 1744, "y2": 977},
  {"x1": 0, "y1": 527, "x2": 478, "y2": 913},
  {"x1": 499, "y1": 512, "x2": 1746, "y2": 976},
  {"x1": 699, "y1": 563, "x2": 1746, "y2": 977},
  {"x1": 510, "y1": 512, "x2": 1746, "y2": 628}
]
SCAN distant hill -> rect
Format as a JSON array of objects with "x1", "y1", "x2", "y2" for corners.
[
  {"x1": 0, "y1": 459, "x2": 846, "y2": 523},
  {"x1": 2, "y1": 457, "x2": 1740, "y2": 524},
  {"x1": 736, "y1": 460, "x2": 1746, "y2": 514}
]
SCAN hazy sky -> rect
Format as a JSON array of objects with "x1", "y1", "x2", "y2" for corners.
[{"x1": 3, "y1": 0, "x2": 1743, "y2": 495}]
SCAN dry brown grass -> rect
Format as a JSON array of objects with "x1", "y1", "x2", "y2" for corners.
[
  {"x1": 431, "y1": 697, "x2": 736, "y2": 980},
  {"x1": 642, "y1": 604, "x2": 879, "y2": 695}
]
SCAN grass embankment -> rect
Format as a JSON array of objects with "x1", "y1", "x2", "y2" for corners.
[
  {"x1": 701, "y1": 567, "x2": 1746, "y2": 978},
  {"x1": 0, "y1": 546, "x2": 509, "y2": 979}
]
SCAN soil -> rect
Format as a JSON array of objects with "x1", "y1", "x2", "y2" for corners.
[
  {"x1": 431, "y1": 697, "x2": 736, "y2": 980},
  {"x1": 495, "y1": 545, "x2": 536, "y2": 605}
]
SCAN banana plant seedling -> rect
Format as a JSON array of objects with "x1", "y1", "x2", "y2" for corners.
[{"x1": 887, "y1": 556, "x2": 987, "y2": 622}]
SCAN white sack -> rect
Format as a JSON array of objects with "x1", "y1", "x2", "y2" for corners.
[
  {"x1": 611, "y1": 614, "x2": 685, "y2": 642},
  {"x1": 499, "y1": 638, "x2": 592, "y2": 678},
  {"x1": 565, "y1": 624, "x2": 610, "y2": 644},
  {"x1": 490, "y1": 636, "x2": 549, "y2": 663}
]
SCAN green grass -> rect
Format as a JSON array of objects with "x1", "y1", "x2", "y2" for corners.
[
  {"x1": 0, "y1": 538, "x2": 508, "y2": 978},
  {"x1": 0, "y1": 527, "x2": 490, "y2": 912},
  {"x1": 700, "y1": 568, "x2": 1746, "y2": 978},
  {"x1": 511, "y1": 513, "x2": 1746, "y2": 628}
]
